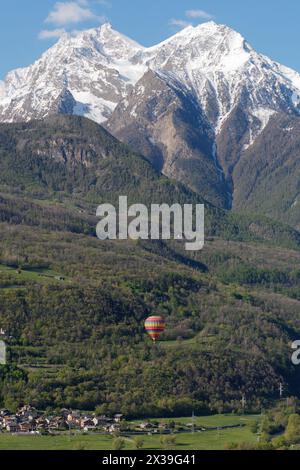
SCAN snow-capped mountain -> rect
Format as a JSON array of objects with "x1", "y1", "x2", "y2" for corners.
[
  {"x1": 1, "y1": 21, "x2": 300, "y2": 131},
  {"x1": 143, "y1": 22, "x2": 300, "y2": 140},
  {"x1": 2, "y1": 21, "x2": 300, "y2": 222},
  {"x1": 0, "y1": 23, "x2": 146, "y2": 124},
  {"x1": 105, "y1": 22, "x2": 300, "y2": 207}
]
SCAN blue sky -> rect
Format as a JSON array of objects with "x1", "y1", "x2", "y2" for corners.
[{"x1": 1, "y1": 0, "x2": 300, "y2": 79}]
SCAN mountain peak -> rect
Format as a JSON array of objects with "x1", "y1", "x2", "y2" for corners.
[
  {"x1": 146, "y1": 21, "x2": 249, "y2": 65},
  {"x1": 189, "y1": 20, "x2": 229, "y2": 32},
  {"x1": 169, "y1": 21, "x2": 244, "y2": 39},
  {"x1": 52, "y1": 21, "x2": 142, "y2": 56},
  {"x1": 195, "y1": 20, "x2": 247, "y2": 42},
  {"x1": 194, "y1": 20, "x2": 238, "y2": 31}
]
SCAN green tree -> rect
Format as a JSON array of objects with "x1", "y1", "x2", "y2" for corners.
[
  {"x1": 160, "y1": 435, "x2": 177, "y2": 449},
  {"x1": 113, "y1": 438, "x2": 126, "y2": 451},
  {"x1": 250, "y1": 420, "x2": 259, "y2": 434},
  {"x1": 272, "y1": 436, "x2": 288, "y2": 450},
  {"x1": 133, "y1": 437, "x2": 144, "y2": 450},
  {"x1": 285, "y1": 414, "x2": 300, "y2": 444}
]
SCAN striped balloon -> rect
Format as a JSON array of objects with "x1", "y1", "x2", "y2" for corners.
[{"x1": 145, "y1": 316, "x2": 165, "y2": 342}]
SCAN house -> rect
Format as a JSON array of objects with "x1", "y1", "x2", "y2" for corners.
[
  {"x1": 140, "y1": 422, "x2": 153, "y2": 430},
  {"x1": 158, "y1": 422, "x2": 168, "y2": 430},
  {"x1": 97, "y1": 415, "x2": 112, "y2": 424},
  {"x1": 36, "y1": 418, "x2": 48, "y2": 431},
  {"x1": 19, "y1": 422, "x2": 33, "y2": 433},
  {"x1": 3, "y1": 415, "x2": 17, "y2": 427},
  {"x1": 27, "y1": 414, "x2": 36, "y2": 422},
  {"x1": 18, "y1": 405, "x2": 38, "y2": 420},
  {"x1": 92, "y1": 415, "x2": 110, "y2": 426},
  {"x1": 114, "y1": 414, "x2": 124, "y2": 423},
  {"x1": 83, "y1": 425, "x2": 96, "y2": 432},
  {"x1": 36, "y1": 416, "x2": 47, "y2": 425},
  {"x1": 92, "y1": 417, "x2": 99, "y2": 426},
  {"x1": 6, "y1": 421, "x2": 20, "y2": 433},
  {"x1": 67, "y1": 412, "x2": 81, "y2": 425},
  {"x1": 108, "y1": 424, "x2": 120, "y2": 433},
  {"x1": 80, "y1": 418, "x2": 95, "y2": 429},
  {"x1": 48, "y1": 416, "x2": 68, "y2": 430}
]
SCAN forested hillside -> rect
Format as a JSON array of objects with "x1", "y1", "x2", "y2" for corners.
[{"x1": 0, "y1": 116, "x2": 300, "y2": 417}]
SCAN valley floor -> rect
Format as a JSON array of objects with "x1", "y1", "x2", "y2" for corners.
[{"x1": 0, "y1": 414, "x2": 259, "y2": 450}]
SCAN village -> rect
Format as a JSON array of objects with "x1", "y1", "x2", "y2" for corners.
[
  {"x1": 0, "y1": 405, "x2": 217, "y2": 436},
  {"x1": 0, "y1": 406, "x2": 127, "y2": 435}
]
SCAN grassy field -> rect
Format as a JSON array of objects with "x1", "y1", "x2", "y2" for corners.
[
  {"x1": 0, "y1": 414, "x2": 260, "y2": 450},
  {"x1": 0, "y1": 264, "x2": 68, "y2": 286}
]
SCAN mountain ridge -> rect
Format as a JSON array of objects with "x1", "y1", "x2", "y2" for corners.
[
  {"x1": 1, "y1": 21, "x2": 300, "y2": 128},
  {"x1": 0, "y1": 114, "x2": 300, "y2": 252}
]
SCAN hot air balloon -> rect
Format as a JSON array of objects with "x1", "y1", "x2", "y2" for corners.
[{"x1": 145, "y1": 316, "x2": 165, "y2": 342}]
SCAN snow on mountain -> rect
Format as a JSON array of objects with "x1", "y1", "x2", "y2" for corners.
[
  {"x1": 1, "y1": 20, "x2": 300, "y2": 148},
  {"x1": 0, "y1": 80, "x2": 5, "y2": 97},
  {"x1": 0, "y1": 23, "x2": 146, "y2": 124},
  {"x1": 139, "y1": 22, "x2": 300, "y2": 141}
]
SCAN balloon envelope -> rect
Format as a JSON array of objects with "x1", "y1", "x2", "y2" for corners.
[{"x1": 145, "y1": 316, "x2": 165, "y2": 342}]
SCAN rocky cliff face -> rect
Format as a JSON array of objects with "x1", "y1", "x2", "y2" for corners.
[
  {"x1": 107, "y1": 69, "x2": 229, "y2": 207},
  {"x1": 232, "y1": 113, "x2": 300, "y2": 230}
]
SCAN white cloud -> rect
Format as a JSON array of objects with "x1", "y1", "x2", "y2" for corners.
[
  {"x1": 169, "y1": 18, "x2": 191, "y2": 30},
  {"x1": 169, "y1": 8, "x2": 215, "y2": 31},
  {"x1": 45, "y1": 1, "x2": 101, "y2": 26},
  {"x1": 186, "y1": 9, "x2": 214, "y2": 20},
  {"x1": 39, "y1": 1, "x2": 108, "y2": 40},
  {"x1": 38, "y1": 28, "x2": 66, "y2": 40}
]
